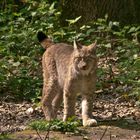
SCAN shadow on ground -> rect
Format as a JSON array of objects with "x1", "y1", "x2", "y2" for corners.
[{"x1": 98, "y1": 118, "x2": 140, "y2": 130}]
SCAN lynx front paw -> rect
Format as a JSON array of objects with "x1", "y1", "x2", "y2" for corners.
[{"x1": 83, "y1": 119, "x2": 97, "y2": 127}]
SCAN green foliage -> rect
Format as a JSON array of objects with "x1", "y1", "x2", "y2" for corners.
[
  {"x1": 0, "y1": 0, "x2": 60, "y2": 101},
  {"x1": 71, "y1": 17, "x2": 140, "y2": 101},
  {"x1": 0, "y1": 0, "x2": 140, "y2": 102},
  {"x1": 29, "y1": 118, "x2": 81, "y2": 132},
  {"x1": 0, "y1": 134, "x2": 12, "y2": 140}
]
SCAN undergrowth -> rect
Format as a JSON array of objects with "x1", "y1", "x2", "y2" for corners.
[
  {"x1": 0, "y1": 0, "x2": 140, "y2": 102},
  {"x1": 29, "y1": 118, "x2": 81, "y2": 133}
]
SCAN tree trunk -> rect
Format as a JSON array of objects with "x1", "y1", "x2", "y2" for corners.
[
  {"x1": 0, "y1": 0, "x2": 26, "y2": 11},
  {"x1": 60, "y1": 0, "x2": 140, "y2": 26}
]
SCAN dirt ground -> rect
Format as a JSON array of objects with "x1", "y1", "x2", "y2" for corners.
[
  {"x1": 2, "y1": 124, "x2": 140, "y2": 140},
  {"x1": 0, "y1": 92, "x2": 140, "y2": 140}
]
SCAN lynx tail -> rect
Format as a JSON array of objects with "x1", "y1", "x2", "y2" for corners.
[{"x1": 37, "y1": 31, "x2": 54, "y2": 49}]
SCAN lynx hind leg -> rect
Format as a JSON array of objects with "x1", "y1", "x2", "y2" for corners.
[
  {"x1": 42, "y1": 83, "x2": 55, "y2": 120},
  {"x1": 82, "y1": 95, "x2": 97, "y2": 127},
  {"x1": 52, "y1": 90, "x2": 63, "y2": 118},
  {"x1": 42, "y1": 80, "x2": 58, "y2": 121},
  {"x1": 42, "y1": 55, "x2": 59, "y2": 120}
]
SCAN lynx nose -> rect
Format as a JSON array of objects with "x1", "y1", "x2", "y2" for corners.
[
  {"x1": 82, "y1": 65, "x2": 87, "y2": 70},
  {"x1": 78, "y1": 61, "x2": 88, "y2": 70},
  {"x1": 79, "y1": 63, "x2": 88, "y2": 70}
]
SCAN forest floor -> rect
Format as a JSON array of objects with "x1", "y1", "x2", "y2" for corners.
[{"x1": 0, "y1": 92, "x2": 140, "y2": 140}]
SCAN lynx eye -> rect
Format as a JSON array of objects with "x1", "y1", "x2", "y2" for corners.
[
  {"x1": 88, "y1": 56, "x2": 96, "y2": 60},
  {"x1": 85, "y1": 57, "x2": 92, "y2": 61}
]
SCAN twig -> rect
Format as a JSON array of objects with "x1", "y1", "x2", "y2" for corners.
[
  {"x1": 44, "y1": 130, "x2": 50, "y2": 140},
  {"x1": 110, "y1": 131, "x2": 112, "y2": 140},
  {"x1": 100, "y1": 127, "x2": 108, "y2": 140},
  {"x1": 35, "y1": 129, "x2": 43, "y2": 140},
  {"x1": 44, "y1": 123, "x2": 52, "y2": 140}
]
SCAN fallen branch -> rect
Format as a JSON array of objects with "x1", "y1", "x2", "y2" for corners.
[
  {"x1": 100, "y1": 127, "x2": 108, "y2": 140},
  {"x1": 35, "y1": 129, "x2": 43, "y2": 140},
  {"x1": 110, "y1": 131, "x2": 112, "y2": 140},
  {"x1": 44, "y1": 123, "x2": 52, "y2": 140}
]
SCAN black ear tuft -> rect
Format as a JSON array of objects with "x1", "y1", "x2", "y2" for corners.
[{"x1": 37, "y1": 31, "x2": 47, "y2": 42}]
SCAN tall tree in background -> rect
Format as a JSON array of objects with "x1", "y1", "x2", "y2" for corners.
[
  {"x1": 0, "y1": 0, "x2": 26, "y2": 11},
  {"x1": 61, "y1": 0, "x2": 140, "y2": 25}
]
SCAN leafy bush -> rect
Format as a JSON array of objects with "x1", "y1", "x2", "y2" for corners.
[
  {"x1": 0, "y1": 0, "x2": 140, "y2": 102},
  {"x1": 0, "y1": 1, "x2": 60, "y2": 101},
  {"x1": 29, "y1": 118, "x2": 81, "y2": 132}
]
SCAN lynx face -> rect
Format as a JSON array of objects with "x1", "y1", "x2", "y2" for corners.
[{"x1": 72, "y1": 42, "x2": 97, "y2": 75}]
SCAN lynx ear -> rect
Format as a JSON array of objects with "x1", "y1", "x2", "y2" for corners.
[
  {"x1": 88, "y1": 41, "x2": 97, "y2": 52},
  {"x1": 73, "y1": 40, "x2": 82, "y2": 50}
]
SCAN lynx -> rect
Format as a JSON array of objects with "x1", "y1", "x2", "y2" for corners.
[{"x1": 37, "y1": 31, "x2": 98, "y2": 127}]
